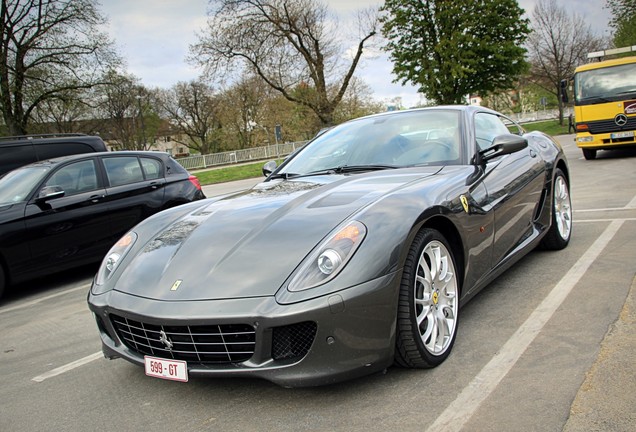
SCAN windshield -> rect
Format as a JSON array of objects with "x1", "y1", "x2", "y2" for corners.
[
  {"x1": 0, "y1": 166, "x2": 50, "y2": 205},
  {"x1": 278, "y1": 109, "x2": 462, "y2": 177},
  {"x1": 575, "y1": 62, "x2": 636, "y2": 104}
]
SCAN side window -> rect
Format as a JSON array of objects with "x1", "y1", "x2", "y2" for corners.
[
  {"x1": 474, "y1": 113, "x2": 511, "y2": 151},
  {"x1": 103, "y1": 157, "x2": 144, "y2": 186},
  {"x1": 45, "y1": 160, "x2": 98, "y2": 196},
  {"x1": 140, "y1": 157, "x2": 162, "y2": 180},
  {"x1": 502, "y1": 116, "x2": 524, "y2": 135}
]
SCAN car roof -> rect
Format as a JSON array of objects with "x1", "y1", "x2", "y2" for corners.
[
  {"x1": 43, "y1": 150, "x2": 172, "y2": 165},
  {"x1": 8, "y1": 151, "x2": 174, "y2": 172},
  {"x1": 343, "y1": 104, "x2": 501, "y2": 125}
]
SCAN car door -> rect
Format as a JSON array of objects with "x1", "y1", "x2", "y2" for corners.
[
  {"x1": 473, "y1": 112, "x2": 546, "y2": 268},
  {"x1": 101, "y1": 155, "x2": 167, "y2": 238},
  {"x1": 23, "y1": 158, "x2": 111, "y2": 275}
]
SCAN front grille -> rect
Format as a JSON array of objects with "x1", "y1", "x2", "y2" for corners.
[
  {"x1": 272, "y1": 321, "x2": 317, "y2": 361},
  {"x1": 584, "y1": 116, "x2": 636, "y2": 134},
  {"x1": 111, "y1": 315, "x2": 255, "y2": 364}
]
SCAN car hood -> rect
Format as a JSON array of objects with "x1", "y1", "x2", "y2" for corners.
[{"x1": 113, "y1": 168, "x2": 441, "y2": 301}]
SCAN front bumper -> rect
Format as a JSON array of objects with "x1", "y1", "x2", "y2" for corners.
[
  {"x1": 87, "y1": 272, "x2": 400, "y2": 387},
  {"x1": 576, "y1": 131, "x2": 636, "y2": 150}
]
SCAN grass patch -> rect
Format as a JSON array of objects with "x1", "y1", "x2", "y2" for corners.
[
  {"x1": 522, "y1": 119, "x2": 570, "y2": 136},
  {"x1": 193, "y1": 160, "x2": 281, "y2": 185}
]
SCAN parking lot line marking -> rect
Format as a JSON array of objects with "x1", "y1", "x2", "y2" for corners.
[
  {"x1": 0, "y1": 284, "x2": 90, "y2": 315},
  {"x1": 32, "y1": 351, "x2": 103, "y2": 383},
  {"x1": 575, "y1": 218, "x2": 636, "y2": 223},
  {"x1": 426, "y1": 219, "x2": 624, "y2": 432},
  {"x1": 575, "y1": 207, "x2": 636, "y2": 212}
]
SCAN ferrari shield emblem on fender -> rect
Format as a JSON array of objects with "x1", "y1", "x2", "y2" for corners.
[
  {"x1": 170, "y1": 279, "x2": 183, "y2": 291},
  {"x1": 460, "y1": 195, "x2": 469, "y2": 213}
]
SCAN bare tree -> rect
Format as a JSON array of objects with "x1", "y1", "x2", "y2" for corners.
[
  {"x1": 217, "y1": 74, "x2": 273, "y2": 149},
  {"x1": 156, "y1": 80, "x2": 222, "y2": 155},
  {"x1": 190, "y1": 0, "x2": 378, "y2": 127},
  {"x1": 526, "y1": 0, "x2": 605, "y2": 124},
  {"x1": 332, "y1": 76, "x2": 383, "y2": 124},
  {"x1": 30, "y1": 88, "x2": 92, "y2": 133},
  {"x1": 0, "y1": 0, "x2": 119, "y2": 135},
  {"x1": 96, "y1": 71, "x2": 153, "y2": 150}
]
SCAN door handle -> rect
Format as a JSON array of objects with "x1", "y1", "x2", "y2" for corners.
[
  {"x1": 529, "y1": 149, "x2": 537, "y2": 158},
  {"x1": 89, "y1": 194, "x2": 105, "y2": 203}
]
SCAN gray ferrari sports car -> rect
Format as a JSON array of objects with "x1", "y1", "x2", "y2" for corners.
[{"x1": 88, "y1": 106, "x2": 572, "y2": 387}]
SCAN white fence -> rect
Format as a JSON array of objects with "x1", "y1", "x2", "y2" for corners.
[
  {"x1": 175, "y1": 141, "x2": 307, "y2": 171},
  {"x1": 508, "y1": 108, "x2": 572, "y2": 124}
]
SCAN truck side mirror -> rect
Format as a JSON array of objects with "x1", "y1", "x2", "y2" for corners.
[{"x1": 560, "y1": 79, "x2": 569, "y2": 104}]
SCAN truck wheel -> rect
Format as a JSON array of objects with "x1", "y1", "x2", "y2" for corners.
[
  {"x1": 0, "y1": 264, "x2": 5, "y2": 300},
  {"x1": 582, "y1": 149, "x2": 596, "y2": 160}
]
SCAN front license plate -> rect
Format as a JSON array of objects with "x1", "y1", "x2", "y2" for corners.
[
  {"x1": 144, "y1": 356, "x2": 188, "y2": 382},
  {"x1": 611, "y1": 131, "x2": 634, "y2": 139}
]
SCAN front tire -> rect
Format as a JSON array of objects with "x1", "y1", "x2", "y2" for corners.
[
  {"x1": 395, "y1": 229, "x2": 459, "y2": 368},
  {"x1": 540, "y1": 169, "x2": 572, "y2": 250},
  {"x1": 582, "y1": 148, "x2": 597, "y2": 160}
]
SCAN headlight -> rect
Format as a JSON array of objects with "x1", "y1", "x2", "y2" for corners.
[
  {"x1": 93, "y1": 232, "x2": 137, "y2": 290},
  {"x1": 288, "y1": 221, "x2": 366, "y2": 292}
]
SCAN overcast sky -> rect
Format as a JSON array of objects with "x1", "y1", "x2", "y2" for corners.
[{"x1": 99, "y1": 0, "x2": 612, "y2": 108}]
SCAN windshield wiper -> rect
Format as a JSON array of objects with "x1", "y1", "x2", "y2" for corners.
[
  {"x1": 615, "y1": 89, "x2": 636, "y2": 96},
  {"x1": 270, "y1": 164, "x2": 396, "y2": 180},
  {"x1": 301, "y1": 164, "x2": 397, "y2": 177}
]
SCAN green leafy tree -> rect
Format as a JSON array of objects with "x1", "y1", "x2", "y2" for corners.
[
  {"x1": 380, "y1": 0, "x2": 530, "y2": 105},
  {"x1": 606, "y1": 0, "x2": 636, "y2": 47}
]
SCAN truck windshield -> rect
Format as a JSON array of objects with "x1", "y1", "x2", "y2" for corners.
[{"x1": 574, "y1": 62, "x2": 636, "y2": 104}]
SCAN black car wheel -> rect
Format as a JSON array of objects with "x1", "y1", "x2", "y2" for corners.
[
  {"x1": 540, "y1": 169, "x2": 572, "y2": 250},
  {"x1": 395, "y1": 228, "x2": 459, "y2": 368}
]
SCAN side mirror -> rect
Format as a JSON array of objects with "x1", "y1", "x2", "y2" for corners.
[
  {"x1": 560, "y1": 79, "x2": 569, "y2": 103},
  {"x1": 479, "y1": 134, "x2": 528, "y2": 163},
  {"x1": 262, "y1": 160, "x2": 278, "y2": 177},
  {"x1": 36, "y1": 185, "x2": 65, "y2": 202}
]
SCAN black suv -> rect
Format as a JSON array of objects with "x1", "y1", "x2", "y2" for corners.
[
  {"x1": 0, "y1": 151, "x2": 206, "y2": 298},
  {"x1": 0, "y1": 133, "x2": 107, "y2": 177}
]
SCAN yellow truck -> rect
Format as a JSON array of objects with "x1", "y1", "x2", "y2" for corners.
[{"x1": 565, "y1": 51, "x2": 636, "y2": 160}]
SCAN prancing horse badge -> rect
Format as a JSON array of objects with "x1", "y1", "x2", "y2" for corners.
[{"x1": 460, "y1": 195, "x2": 469, "y2": 213}]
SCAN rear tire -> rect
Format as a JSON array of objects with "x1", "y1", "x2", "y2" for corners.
[
  {"x1": 395, "y1": 229, "x2": 459, "y2": 368},
  {"x1": 540, "y1": 169, "x2": 572, "y2": 250},
  {"x1": 582, "y1": 149, "x2": 597, "y2": 160}
]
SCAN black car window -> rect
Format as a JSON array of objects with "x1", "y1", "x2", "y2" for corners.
[
  {"x1": 0, "y1": 166, "x2": 49, "y2": 205},
  {"x1": 45, "y1": 160, "x2": 97, "y2": 196},
  {"x1": 474, "y1": 112, "x2": 511, "y2": 151},
  {"x1": 104, "y1": 157, "x2": 145, "y2": 186},
  {"x1": 140, "y1": 157, "x2": 162, "y2": 180}
]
